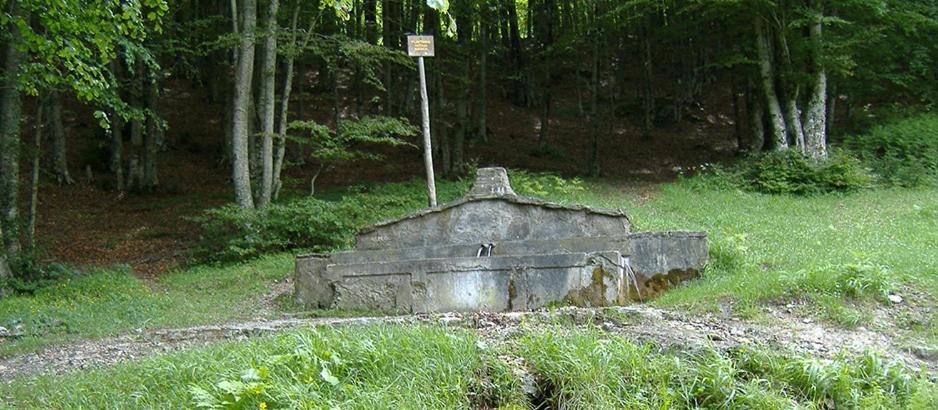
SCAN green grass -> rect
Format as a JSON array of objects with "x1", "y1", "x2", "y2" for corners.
[
  {"x1": 3, "y1": 324, "x2": 935, "y2": 409},
  {"x1": 517, "y1": 326, "x2": 937, "y2": 409},
  {"x1": 0, "y1": 253, "x2": 293, "y2": 355},
  {"x1": 1, "y1": 324, "x2": 525, "y2": 409}
]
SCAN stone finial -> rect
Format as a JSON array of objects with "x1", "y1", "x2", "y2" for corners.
[{"x1": 467, "y1": 167, "x2": 515, "y2": 197}]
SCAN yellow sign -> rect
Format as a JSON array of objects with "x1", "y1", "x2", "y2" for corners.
[{"x1": 407, "y1": 35, "x2": 435, "y2": 57}]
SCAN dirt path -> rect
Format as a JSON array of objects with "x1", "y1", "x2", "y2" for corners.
[{"x1": 2, "y1": 306, "x2": 934, "y2": 382}]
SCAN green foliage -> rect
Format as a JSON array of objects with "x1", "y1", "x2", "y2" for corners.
[
  {"x1": 742, "y1": 149, "x2": 873, "y2": 195},
  {"x1": 517, "y1": 328, "x2": 933, "y2": 409},
  {"x1": 5, "y1": 322, "x2": 936, "y2": 408},
  {"x1": 288, "y1": 116, "x2": 416, "y2": 187},
  {"x1": 780, "y1": 260, "x2": 897, "y2": 327},
  {"x1": 193, "y1": 178, "x2": 469, "y2": 262},
  {"x1": 783, "y1": 260, "x2": 896, "y2": 302},
  {"x1": 4, "y1": 0, "x2": 168, "y2": 122},
  {"x1": 0, "y1": 251, "x2": 80, "y2": 294},
  {"x1": 187, "y1": 325, "x2": 520, "y2": 409},
  {"x1": 192, "y1": 199, "x2": 355, "y2": 262},
  {"x1": 508, "y1": 170, "x2": 585, "y2": 198},
  {"x1": 846, "y1": 113, "x2": 938, "y2": 187},
  {"x1": 679, "y1": 150, "x2": 873, "y2": 196},
  {"x1": 2, "y1": 325, "x2": 525, "y2": 408}
]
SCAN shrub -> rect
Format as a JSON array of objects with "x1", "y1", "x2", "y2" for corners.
[
  {"x1": 508, "y1": 170, "x2": 585, "y2": 198},
  {"x1": 0, "y1": 252, "x2": 80, "y2": 295},
  {"x1": 191, "y1": 179, "x2": 473, "y2": 263},
  {"x1": 192, "y1": 199, "x2": 358, "y2": 262},
  {"x1": 846, "y1": 113, "x2": 938, "y2": 186},
  {"x1": 742, "y1": 149, "x2": 873, "y2": 195}
]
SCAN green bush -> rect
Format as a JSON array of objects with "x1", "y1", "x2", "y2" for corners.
[
  {"x1": 743, "y1": 149, "x2": 873, "y2": 195},
  {"x1": 192, "y1": 199, "x2": 357, "y2": 262},
  {"x1": 846, "y1": 113, "x2": 938, "y2": 186},
  {"x1": 0, "y1": 252, "x2": 80, "y2": 295},
  {"x1": 192, "y1": 179, "x2": 471, "y2": 262}
]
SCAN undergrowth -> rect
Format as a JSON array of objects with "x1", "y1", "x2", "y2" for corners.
[{"x1": 846, "y1": 113, "x2": 938, "y2": 187}]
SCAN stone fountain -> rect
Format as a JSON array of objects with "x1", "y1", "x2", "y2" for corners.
[{"x1": 295, "y1": 167, "x2": 707, "y2": 313}]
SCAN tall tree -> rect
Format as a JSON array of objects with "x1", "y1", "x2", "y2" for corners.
[
  {"x1": 0, "y1": 0, "x2": 24, "y2": 258},
  {"x1": 754, "y1": 16, "x2": 789, "y2": 150},
  {"x1": 257, "y1": 0, "x2": 280, "y2": 208},
  {"x1": 803, "y1": 0, "x2": 828, "y2": 159},
  {"x1": 46, "y1": 93, "x2": 73, "y2": 184},
  {"x1": 232, "y1": 0, "x2": 258, "y2": 209}
]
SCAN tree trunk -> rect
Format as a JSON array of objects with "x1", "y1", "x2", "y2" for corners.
[
  {"x1": 804, "y1": 7, "x2": 828, "y2": 160},
  {"x1": 478, "y1": 4, "x2": 489, "y2": 142},
  {"x1": 785, "y1": 90, "x2": 806, "y2": 153},
  {"x1": 827, "y1": 83, "x2": 837, "y2": 137},
  {"x1": 309, "y1": 163, "x2": 324, "y2": 196},
  {"x1": 753, "y1": 17, "x2": 788, "y2": 150},
  {"x1": 47, "y1": 93, "x2": 73, "y2": 184},
  {"x1": 127, "y1": 63, "x2": 145, "y2": 190},
  {"x1": 505, "y1": 0, "x2": 526, "y2": 106},
  {"x1": 143, "y1": 66, "x2": 160, "y2": 190},
  {"x1": 273, "y1": 3, "x2": 315, "y2": 200},
  {"x1": 732, "y1": 76, "x2": 744, "y2": 153},
  {"x1": 640, "y1": 28, "x2": 654, "y2": 139},
  {"x1": 364, "y1": 0, "x2": 378, "y2": 44},
  {"x1": 257, "y1": 0, "x2": 279, "y2": 208},
  {"x1": 434, "y1": 63, "x2": 450, "y2": 176},
  {"x1": 747, "y1": 78, "x2": 765, "y2": 152},
  {"x1": 26, "y1": 95, "x2": 44, "y2": 251},
  {"x1": 382, "y1": 0, "x2": 401, "y2": 115},
  {"x1": 0, "y1": 7, "x2": 22, "y2": 257},
  {"x1": 536, "y1": 0, "x2": 555, "y2": 150},
  {"x1": 232, "y1": 0, "x2": 257, "y2": 209},
  {"x1": 452, "y1": 10, "x2": 473, "y2": 175},
  {"x1": 0, "y1": 254, "x2": 9, "y2": 282},
  {"x1": 109, "y1": 60, "x2": 125, "y2": 192},
  {"x1": 776, "y1": 26, "x2": 805, "y2": 153},
  {"x1": 587, "y1": 14, "x2": 601, "y2": 177}
]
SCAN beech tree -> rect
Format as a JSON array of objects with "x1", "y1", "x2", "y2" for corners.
[{"x1": 0, "y1": 0, "x2": 167, "y2": 273}]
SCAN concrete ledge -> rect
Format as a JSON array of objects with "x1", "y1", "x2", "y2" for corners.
[
  {"x1": 299, "y1": 252, "x2": 625, "y2": 313},
  {"x1": 298, "y1": 236, "x2": 631, "y2": 265}
]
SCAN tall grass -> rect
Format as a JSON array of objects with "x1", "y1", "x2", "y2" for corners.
[{"x1": 4, "y1": 324, "x2": 935, "y2": 409}]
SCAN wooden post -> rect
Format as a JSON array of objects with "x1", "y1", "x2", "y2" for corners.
[
  {"x1": 408, "y1": 34, "x2": 437, "y2": 207},
  {"x1": 418, "y1": 56, "x2": 437, "y2": 207}
]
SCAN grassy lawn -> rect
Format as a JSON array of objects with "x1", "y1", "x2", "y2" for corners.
[
  {"x1": 3, "y1": 323, "x2": 935, "y2": 408},
  {"x1": 0, "y1": 254, "x2": 294, "y2": 355}
]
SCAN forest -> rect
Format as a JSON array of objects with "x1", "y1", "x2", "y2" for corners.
[
  {"x1": 1, "y1": 0, "x2": 936, "y2": 268},
  {"x1": 1, "y1": 0, "x2": 938, "y2": 408}
]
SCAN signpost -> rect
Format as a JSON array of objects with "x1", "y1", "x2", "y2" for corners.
[{"x1": 407, "y1": 34, "x2": 437, "y2": 207}]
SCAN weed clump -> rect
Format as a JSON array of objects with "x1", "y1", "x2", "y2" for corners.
[
  {"x1": 846, "y1": 113, "x2": 938, "y2": 187},
  {"x1": 519, "y1": 327, "x2": 935, "y2": 409}
]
